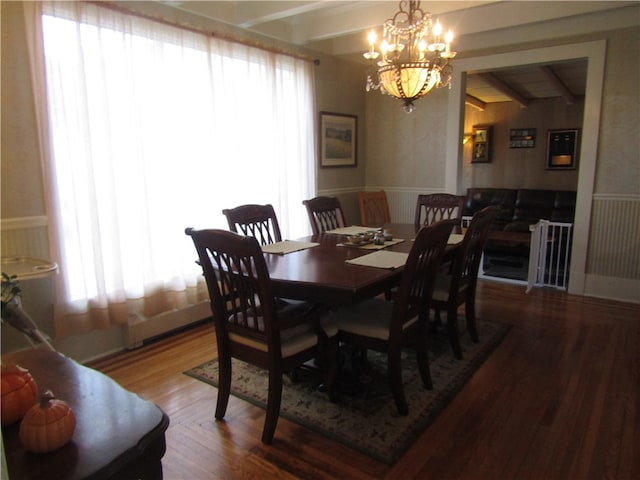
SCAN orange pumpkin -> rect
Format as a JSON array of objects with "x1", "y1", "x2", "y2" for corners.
[
  {"x1": 1, "y1": 363, "x2": 38, "y2": 426},
  {"x1": 19, "y1": 390, "x2": 76, "y2": 453}
]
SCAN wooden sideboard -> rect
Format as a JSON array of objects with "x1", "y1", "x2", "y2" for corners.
[{"x1": 2, "y1": 348, "x2": 169, "y2": 480}]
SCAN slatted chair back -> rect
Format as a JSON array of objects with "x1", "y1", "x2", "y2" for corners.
[
  {"x1": 414, "y1": 193, "x2": 465, "y2": 230},
  {"x1": 392, "y1": 219, "x2": 459, "y2": 339},
  {"x1": 302, "y1": 196, "x2": 346, "y2": 235},
  {"x1": 222, "y1": 204, "x2": 282, "y2": 246},
  {"x1": 451, "y1": 206, "x2": 499, "y2": 295},
  {"x1": 432, "y1": 206, "x2": 499, "y2": 358},
  {"x1": 358, "y1": 190, "x2": 390, "y2": 227},
  {"x1": 186, "y1": 228, "x2": 277, "y2": 352}
]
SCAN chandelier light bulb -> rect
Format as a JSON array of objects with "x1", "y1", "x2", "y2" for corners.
[
  {"x1": 442, "y1": 30, "x2": 457, "y2": 58},
  {"x1": 433, "y1": 21, "x2": 442, "y2": 38},
  {"x1": 363, "y1": 30, "x2": 380, "y2": 60},
  {"x1": 445, "y1": 30, "x2": 454, "y2": 44},
  {"x1": 368, "y1": 30, "x2": 377, "y2": 46}
]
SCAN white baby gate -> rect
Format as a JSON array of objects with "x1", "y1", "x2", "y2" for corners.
[
  {"x1": 526, "y1": 220, "x2": 573, "y2": 292},
  {"x1": 461, "y1": 216, "x2": 573, "y2": 292}
]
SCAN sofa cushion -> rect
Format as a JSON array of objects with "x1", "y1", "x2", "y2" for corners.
[
  {"x1": 511, "y1": 189, "x2": 556, "y2": 225},
  {"x1": 464, "y1": 188, "x2": 517, "y2": 230},
  {"x1": 551, "y1": 191, "x2": 577, "y2": 223}
]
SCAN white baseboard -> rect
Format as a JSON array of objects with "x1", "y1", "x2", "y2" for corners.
[
  {"x1": 584, "y1": 275, "x2": 640, "y2": 304},
  {"x1": 124, "y1": 301, "x2": 211, "y2": 349}
]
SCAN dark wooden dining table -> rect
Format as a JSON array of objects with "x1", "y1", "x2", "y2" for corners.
[{"x1": 264, "y1": 223, "x2": 424, "y2": 306}]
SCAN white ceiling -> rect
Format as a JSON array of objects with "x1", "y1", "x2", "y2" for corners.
[{"x1": 162, "y1": 1, "x2": 636, "y2": 105}]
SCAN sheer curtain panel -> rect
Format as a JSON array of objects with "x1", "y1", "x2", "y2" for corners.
[{"x1": 24, "y1": 2, "x2": 316, "y2": 337}]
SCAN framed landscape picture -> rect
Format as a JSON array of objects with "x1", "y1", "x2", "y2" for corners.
[{"x1": 319, "y1": 112, "x2": 357, "y2": 168}]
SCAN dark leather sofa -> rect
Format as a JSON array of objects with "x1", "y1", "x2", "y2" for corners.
[
  {"x1": 463, "y1": 188, "x2": 577, "y2": 232},
  {"x1": 462, "y1": 187, "x2": 576, "y2": 257}
]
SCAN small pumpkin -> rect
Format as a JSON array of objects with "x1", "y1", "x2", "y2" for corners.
[
  {"x1": 19, "y1": 390, "x2": 76, "y2": 453},
  {"x1": 1, "y1": 363, "x2": 38, "y2": 426}
]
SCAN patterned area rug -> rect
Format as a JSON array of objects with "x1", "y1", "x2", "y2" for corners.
[{"x1": 185, "y1": 319, "x2": 510, "y2": 464}]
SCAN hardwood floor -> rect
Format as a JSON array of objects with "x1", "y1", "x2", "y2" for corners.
[{"x1": 89, "y1": 281, "x2": 640, "y2": 479}]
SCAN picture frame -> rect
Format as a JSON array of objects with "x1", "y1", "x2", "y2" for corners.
[
  {"x1": 509, "y1": 128, "x2": 536, "y2": 148},
  {"x1": 472, "y1": 125, "x2": 492, "y2": 163},
  {"x1": 319, "y1": 112, "x2": 357, "y2": 168},
  {"x1": 546, "y1": 129, "x2": 579, "y2": 170}
]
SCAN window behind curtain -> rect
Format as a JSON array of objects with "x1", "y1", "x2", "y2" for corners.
[{"x1": 38, "y1": 2, "x2": 316, "y2": 331}]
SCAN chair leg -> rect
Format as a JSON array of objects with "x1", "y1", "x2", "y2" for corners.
[
  {"x1": 262, "y1": 369, "x2": 283, "y2": 444},
  {"x1": 466, "y1": 295, "x2": 479, "y2": 343},
  {"x1": 433, "y1": 307, "x2": 442, "y2": 326},
  {"x1": 415, "y1": 324, "x2": 433, "y2": 390},
  {"x1": 325, "y1": 337, "x2": 339, "y2": 402},
  {"x1": 388, "y1": 350, "x2": 408, "y2": 415},
  {"x1": 447, "y1": 305, "x2": 463, "y2": 359},
  {"x1": 215, "y1": 356, "x2": 232, "y2": 420},
  {"x1": 315, "y1": 336, "x2": 340, "y2": 401}
]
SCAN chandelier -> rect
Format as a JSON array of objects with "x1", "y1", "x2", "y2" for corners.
[{"x1": 364, "y1": 0, "x2": 457, "y2": 113}]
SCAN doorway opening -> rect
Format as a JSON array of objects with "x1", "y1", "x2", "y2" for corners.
[{"x1": 444, "y1": 40, "x2": 607, "y2": 295}]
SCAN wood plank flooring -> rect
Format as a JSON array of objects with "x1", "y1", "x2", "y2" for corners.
[{"x1": 89, "y1": 281, "x2": 640, "y2": 479}]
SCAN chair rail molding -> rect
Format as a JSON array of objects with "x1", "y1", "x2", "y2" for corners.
[
  {"x1": 1, "y1": 216, "x2": 48, "y2": 230},
  {"x1": 1, "y1": 216, "x2": 50, "y2": 260}
]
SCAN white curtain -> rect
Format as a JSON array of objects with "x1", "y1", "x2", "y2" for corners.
[{"x1": 24, "y1": 2, "x2": 317, "y2": 337}]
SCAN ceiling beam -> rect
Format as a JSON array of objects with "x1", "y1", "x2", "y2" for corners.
[
  {"x1": 235, "y1": 2, "x2": 330, "y2": 29},
  {"x1": 539, "y1": 66, "x2": 577, "y2": 104},
  {"x1": 465, "y1": 95, "x2": 486, "y2": 111},
  {"x1": 478, "y1": 72, "x2": 530, "y2": 107}
]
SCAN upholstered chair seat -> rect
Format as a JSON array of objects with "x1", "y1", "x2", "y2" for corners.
[
  {"x1": 229, "y1": 311, "x2": 338, "y2": 357},
  {"x1": 334, "y1": 298, "x2": 417, "y2": 341}
]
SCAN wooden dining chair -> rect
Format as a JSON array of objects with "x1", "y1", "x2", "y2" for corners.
[
  {"x1": 185, "y1": 228, "x2": 338, "y2": 444},
  {"x1": 332, "y1": 219, "x2": 458, "y2": 415},
  {"x1": 431, "y1": 206, "x2": 499, "y2": 359},
  {"x1": 302, "y1": 196, "x2": 346, "y2": 235},
  {"x1": 358, "y1": 190, "x2": 390, "y2": 227},
  {"x1": 222, "y1": 203, "x2": 282, "y2": 246},
  {"x1": 414, "y1": 193, "x2": 465, "y2": 231}
]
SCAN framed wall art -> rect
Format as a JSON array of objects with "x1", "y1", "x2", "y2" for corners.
[
  {"x1": 472, "y1": 125, "x2": 492, "y2": 163},
  {"x1": 546, "y1": 129, "x2": 579, "y2": 170},
  {"x1": 319, "y1": 112, "x2": 357, "y2": 168},
  {"x1": 509, "y1": 128, "x2": 536, "y2": 148}
]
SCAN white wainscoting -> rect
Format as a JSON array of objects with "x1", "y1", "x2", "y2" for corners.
[
  {"x1": 589, "y1": 194, "x2": 640, "y2": 279},
  {"x1": 585, "y1": 194, "x2": 640, "y2": 303},
  {"x1": 1, "y1": 216, "x2": 50, "y2": 259},
  {"x1": 318, "y1": 187, "x2": 443, "y2": 224}
]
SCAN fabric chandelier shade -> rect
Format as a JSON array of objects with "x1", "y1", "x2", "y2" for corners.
[{"x1": 378, "y1": 62, "x2": 441, "y2": 100}]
